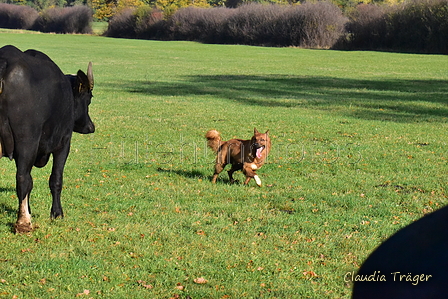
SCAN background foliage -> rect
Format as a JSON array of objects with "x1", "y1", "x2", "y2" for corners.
[
  {"x1": 3, "y1": 0, "x2": 448, "y2": 53},
  {"x1": 1, "y1": 0, "x2": 405, "y2": 19}
]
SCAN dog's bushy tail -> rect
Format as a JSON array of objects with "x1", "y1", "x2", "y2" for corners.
[{"x1": 205, "y1": 129, "x2": 221, "y2": 153}]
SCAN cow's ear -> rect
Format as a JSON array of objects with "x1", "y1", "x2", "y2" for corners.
[{"x1": 76, "y1": 70, "x2": 90, "y2": 93}]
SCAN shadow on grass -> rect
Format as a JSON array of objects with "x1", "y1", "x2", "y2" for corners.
[
  {"x1": 157, "y1": 167, "x2": 242, "y2": 185},
  {"x1": 0, "y1": 188, "x2": 18, "y2": 232},
  {"x1": 104, "y1": 75, "x2": 448, "y2": 122},
  {"x1": 0, "y1": 187, "x2": 14, "y2": 193},
  {"x1": 0, "y1": 202, "x2": 16, "y2": 215},
  {"x1": 0, "y1": 201, "x2": 17, "y2": 233},
  {"x1": 157, "y1": 167, "x2": 206, "y2": 179}
]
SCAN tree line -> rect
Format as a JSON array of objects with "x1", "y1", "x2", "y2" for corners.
[
  {"x1": 1, "y1": 0, "x2": 403, "y2": 20},
  {"x1": 1, "y1": 0, "x2": 448, "y2": 54}
]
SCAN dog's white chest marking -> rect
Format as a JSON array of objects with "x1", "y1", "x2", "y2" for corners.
[
  {"x1": 251, "y1": 163, "x2": 258, "y2": 170},
  {"x1": 254, "y1": 175, "x2": 262, "y2": 187}
]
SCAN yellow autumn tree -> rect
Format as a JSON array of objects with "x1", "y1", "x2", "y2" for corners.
[
  {"x1": 90, "y1": 0, "x2": 145, "y2": 20},
  {"x1": 150, "y1": 0, "x2": 210, "y2": 16}
]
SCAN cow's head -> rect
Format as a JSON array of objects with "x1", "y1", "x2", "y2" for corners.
[{"x1": 72, "y1": 62, "x2": 95, "y2": 134}]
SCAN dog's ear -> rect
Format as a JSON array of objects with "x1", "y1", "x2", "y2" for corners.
[
  {"x1": 254, "y1": 128, "x2": 259, "y2": 134},
  {"x1": 265, "y1": 130, "x2": 269, "y2": 135}
]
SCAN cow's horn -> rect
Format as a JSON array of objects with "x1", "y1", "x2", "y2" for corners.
[{"x1": 87, "y1": 62, "x2": 94, "y2": 90}]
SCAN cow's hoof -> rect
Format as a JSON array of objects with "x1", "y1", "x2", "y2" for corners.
[
  {"x1": 14, "y1": 222, "x2": 33, "y2": 234},
  {"x1": 50, "y1": 211, "x2": 64, "y2": 219}
]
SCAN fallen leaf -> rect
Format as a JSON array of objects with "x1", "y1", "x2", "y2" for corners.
[
  {"x1": 194, "y1": 277, "x2": 208, "y2": 284},
  {"x1": 303, "y1": 270, "x2": 318, "y2": 278},
  {"x1": 76, "y1": 289, "x2": 90, "y2": 297},
  {"x1": 137, "y1": 280, "x2": 153, "y2": 289}
]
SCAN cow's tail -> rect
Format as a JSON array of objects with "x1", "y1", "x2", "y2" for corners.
[
  {"x1": 0, "y1": 59, "x2": 14, "y2": 160},
  {"x1": 205, "y1": 130, "x2": 221, "y2": 153},
  {"x1": 0, "y1": 59, "x2": 6, "y2": 94}
]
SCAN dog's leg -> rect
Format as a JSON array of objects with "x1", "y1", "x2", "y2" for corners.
[
  {"x1": 227, "y1": 163, "x2": 242, "y2": 184},
  {"x1": 242, "y1": 164, "x2": 262, "y2": 187},
  {"x1": 212, "y1": 162, "x2": 226, "y2": 183},
  {"x1": 243, "y1": 175, "x2": 262, "y2": 186},
  {"x1": 227, "y1": 166, "x2": 237, "y2": 184},
  {"x1": 227, "y1": 169, "x2": 235, "y2": 184}
]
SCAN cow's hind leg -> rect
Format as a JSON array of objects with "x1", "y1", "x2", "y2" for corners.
[
  {"x1": 49, "y1": 143, "x2": 70, "y2": 219},
  {"x1": 14, "y1": 161, "x2": 34, "y2": 233}
]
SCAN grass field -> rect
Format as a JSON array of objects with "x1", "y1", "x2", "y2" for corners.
[{"x1": 0, "y1": 31, "x2": 447, "y2": 298}]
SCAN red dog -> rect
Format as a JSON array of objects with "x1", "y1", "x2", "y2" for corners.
[{"x1": 205, "y1": 128, "x2": 271, "y2": 187}]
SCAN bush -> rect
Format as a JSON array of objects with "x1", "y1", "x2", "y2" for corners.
[
  {"x1": 168, "y1": 6, "x2": 235, "y2": 43},
  {"x1": 133, "y1": 6, "x2": 165, "y2": 39},
  {"x1": 339, "y1": 0, "x2": 448, "y2": 53},
  {"x1": 0, "y1": 3, "x2": 39, "y2": 30},
  {"x1": 274, "y1": 2, "x2": 348, "y2": 48},
  {"x1": 34, "y1": 6, "x2": 93, "y2": 34},
  {"x1": 168, "y1": 3, "x2": 347, "y2": 48},
  {"x1": 222, "y1": 4, "x2": 287, "y2": 46},
  {"x1": 387, "y1": 0, "x2": 448, "y2": 53},
  {"x1": 105, "y1": 8, "x2": 137, "y2": 38},
  {"x1": 335, "y1": 4, "x2": 387, "y2": 50},
  {"x1": 105, "y1": 6, "x2": 165, "y2": 39}
]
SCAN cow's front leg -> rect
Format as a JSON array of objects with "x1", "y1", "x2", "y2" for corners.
[
  {"x1": 49, "y1": 171, "x2": 64, "y2": 219},
  {"x1": 15, "y1": 171, "x2": 33, "y2": 233},
  {"x1": 49, "y1": 144, "x2": 70, "y2": 219}
]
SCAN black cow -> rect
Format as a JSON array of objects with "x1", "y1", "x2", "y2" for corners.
[
  {"x1": 352, "y1": 205, "x2": 448, "y2": 298},
  {"x1": 0, "y1": 45, "x2": 95, "y2": 233}
]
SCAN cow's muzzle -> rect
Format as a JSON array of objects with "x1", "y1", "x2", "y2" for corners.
[{"x1": 74, "y1": 120, "x2": 95, "y2": 134}]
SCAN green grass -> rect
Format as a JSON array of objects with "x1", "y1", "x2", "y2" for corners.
[
  {"x1": 92, "y1": 22, "x2": 108, "y2": 35},
  {"x1": 0, "y1": 31, "x2": 447, "y2": 298}
]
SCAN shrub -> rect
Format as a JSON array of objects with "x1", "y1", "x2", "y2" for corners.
[
  {"x1": 0, "y1": 3, "x2": 39, "y2": 30},
  {"x1": 105, "y1": 8, "x2": 138, "y2": 38},
  {"x1": 168, "y1": 3, "x2": 347, "y2": 48},
  {"x1": 387, "y1": 0, "x2": 448, "y2": 53},
  {"x1": 340, "y1": 0, "x2": 448, "y2": 53},
  {"x1": 222, "y1": 4, "x2": 287, "y2": 45},
  {"x1": 34, "y1": 6, "x2": 93, "y2": 34},
  {"x1": 336, "y1": 4, "x2": 387, "y2": 50},
  {"x1": 133, "y1": 6, "x2": 165, "y2": 39},
  {"x1": 105, "y1": 6, "x2": 165, "y2": 39},
  {"x1": 168, "y1": 6, "x2": 235, "y2": 43},
  {"x1": 274, "y1": 2, "x2": 348, "y2": 48}
]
